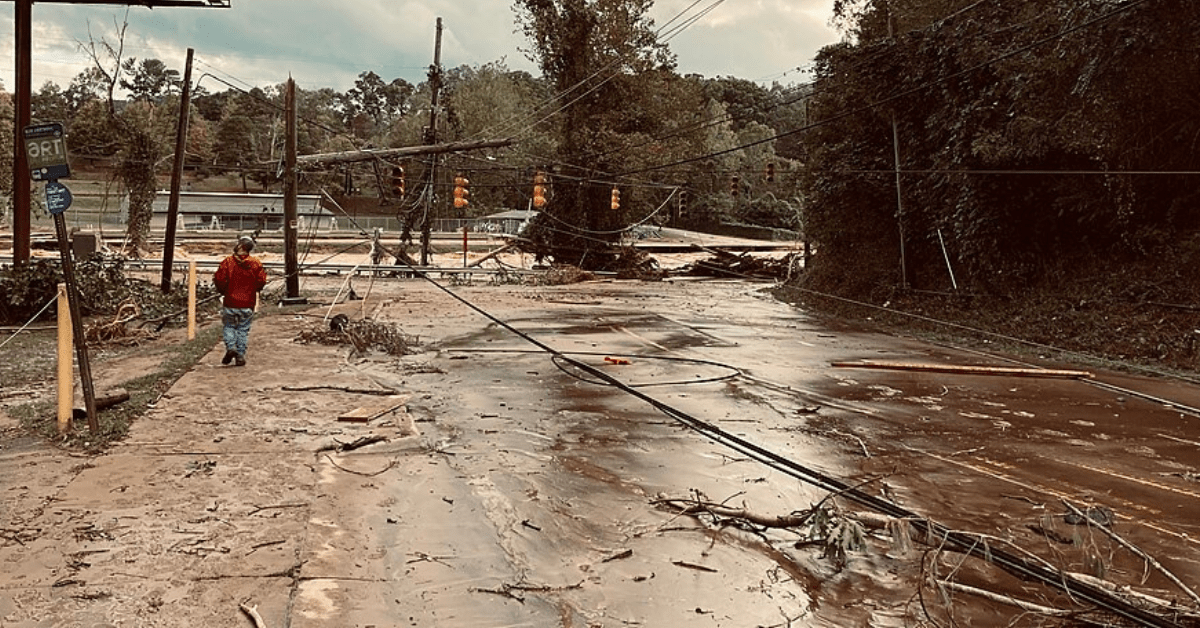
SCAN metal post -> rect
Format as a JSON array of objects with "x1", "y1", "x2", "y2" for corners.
[
  {"x1": 53, "y1": 213, "x2": 99, "y2": 434},
  {"x1": 162, "y1": 48, "x2": 195, "y2": 292}
]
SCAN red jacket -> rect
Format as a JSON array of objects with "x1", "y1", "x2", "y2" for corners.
[{"x1": 213, "y1": 253, "x2": 267, "y2": 309}]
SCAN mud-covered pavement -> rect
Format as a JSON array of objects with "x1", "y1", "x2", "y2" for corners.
[{"x1": 2, "y1": 276, "x2": 1198, "y2": 627}]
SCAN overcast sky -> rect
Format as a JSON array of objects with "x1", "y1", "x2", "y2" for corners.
[{"x1": 0, "y1": 0, "x2": 841, "y2": 96}]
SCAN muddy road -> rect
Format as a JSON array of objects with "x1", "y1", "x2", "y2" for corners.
[{"x1": 2, "y1": 276, "x2": 1197, "y2": 627}]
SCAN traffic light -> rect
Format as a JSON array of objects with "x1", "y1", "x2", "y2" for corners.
[
  {"x1": 391, "y1": 165, "x2": 405, "y2": 197},
  {"x1": 453, "y1": 173, "x2": 470, "y2": 209},
  {"x1": 731, "y1": 175, "x2": 740, "y2": 197},
  {"x1": 610, "y1": 186, "x2": 621, "y2": 211},
  {"x1": 533, "y1": 171, "x2": 547, "y2": 208},
  {"x1": 765, "y1": 162, "x2": 776, "y2": 183}
]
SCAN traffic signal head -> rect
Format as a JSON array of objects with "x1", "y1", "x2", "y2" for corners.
[
  {"x1": 453, "y1": 173, "x2": 470, "y2": 209},
  {"x1": 533, "y1": 171, "x2": 547, "y2": 208},
  {"x1": 765, "y1": 162, "x2": 776, "y2": 183},
  {"x1": 391, "y1": 165, "x2": 405, "y2": 197},
  {"x1": 731, "y1": 175, "x2": 740, "y2": 197},
  {"x1": 610, "y1": 187, "x2": 621, "y2": 211}
]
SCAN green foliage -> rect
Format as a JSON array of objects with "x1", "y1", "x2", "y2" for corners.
[
  {"x1": 0, "y1": 257, "x2": 214, "y2": 326},
  {"x1": 801, "y1": 0, "x2": 1200, "y2": 296}
]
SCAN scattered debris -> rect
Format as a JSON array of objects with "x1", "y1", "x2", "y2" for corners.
[
  {"x1": 336, "y1": 398, "x2": 408, "y2": 424},
  {"x1": 602, "y1": 549, "x2": 633, "y2": 563},
  {"x1": 295, "y1": 319, "x2": 420, "y2": 356},
  {"x1": 239, "y1": 602, "x2": 268, "y2": 628},
  {"x1": 316, "y1": 434, "x2": 388, "y2": 453},
  {"x1": 672, "y1": 560, "x2": 718, "y2": 573},
  {"x1": 323, "y1": 454, "x2": 397, "y2": 477},
  {"x1": 282, "y1": 385, "x2": 398, "y2": 396},
  {"x1": 86, "y1": 301, "x2": 156, "y2": 345},
  {"x1": 682, "y1": 251, "x2": 802, "y2": 280}
]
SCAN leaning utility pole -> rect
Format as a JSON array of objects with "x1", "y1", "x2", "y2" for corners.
[
  {"x1": 420, "y1": 17, "x2": 443, "y2": 266},
  {"x1": 161, "y1": 47, "x2": 195, "y2": 292}
]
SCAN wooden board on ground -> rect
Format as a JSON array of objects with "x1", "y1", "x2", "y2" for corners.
[
  {"x1": 831, "y1": 361, "x2": 1092, "y2": 379},
  {"x1": 338, "y1": 395, "x2": 410, "y2": 424}
]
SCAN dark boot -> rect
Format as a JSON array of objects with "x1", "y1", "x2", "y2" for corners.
[
  {"x1": 222, "y1": 350, "x2": 237, "y2": 365},
  {"x1": 235, "y1": 353, "x2": 246, "y2": 367}
]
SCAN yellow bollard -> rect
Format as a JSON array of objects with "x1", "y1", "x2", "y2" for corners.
[
  {"x1": 56, "y1": 283, "x2": 73, "y2": 434},
  {"x1": 187, "y1": 260, "x2": 197, "y2": 340}
]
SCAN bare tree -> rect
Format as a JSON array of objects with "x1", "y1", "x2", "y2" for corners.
[{"x1": 80, "y1": 13, "x2": 164, "y2": 256}]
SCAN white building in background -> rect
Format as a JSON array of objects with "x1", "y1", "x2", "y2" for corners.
[{"x1": 149, "y1": 192, "x2": 333, "y2": 232}]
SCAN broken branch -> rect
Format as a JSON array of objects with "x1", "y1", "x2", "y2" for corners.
[
  {"x1": 1063, "y1": 500, "x2": 1200, "y2": 607},
  {"x1": 239, "y1": 601, "x2": 267, "y2": 628}
]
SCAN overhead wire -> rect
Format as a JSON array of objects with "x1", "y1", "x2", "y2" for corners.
[{"x1": 616, "y1": 0, "x2": 1157, "y2": 177}]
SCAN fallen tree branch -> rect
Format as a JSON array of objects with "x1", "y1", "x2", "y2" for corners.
[
  {"x1": 653, "y1": 498, "x2": 813, "y2": 528},
  {"x1": 239, "y1": 601, "x2": 267, "y2": 628},
  {"x1": 467, "y1": 243, "x2": 514, "y2": 268},
  {"x1": 316, "y1": 435, "x2": 388, "y2": 453},
  {"x1": 938, "y1": 579, "x2": 1071, "y2": 616},
  {"x1": 1063, "y1": 500, "x2": 1200, "y2": 607},
  {"x1": 282, "y1": 385, "x2": 399, "y2": 396}
]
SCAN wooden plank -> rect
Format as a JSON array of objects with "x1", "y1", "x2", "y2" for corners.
[
  {"x1": 831, "y1": 360, "x2": 1092, "y2": 379},
  {"x1": 337, "y1": 396, "x2": 409, "y2": 423}
]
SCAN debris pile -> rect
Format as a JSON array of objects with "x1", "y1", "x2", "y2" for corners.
[
  {"x1": 682, "y1": 251, "x2": 803, "y2": 281},
  {"x1": 85, "y1": 301, "x2": 156, "y2": 345},
  {"x1": 295, "y1": 318, "x2": 420, "y2": 356}
]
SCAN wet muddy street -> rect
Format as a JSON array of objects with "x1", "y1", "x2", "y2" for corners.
[
  {"x1": 302, "y1": 277, "x2": 1200, "y2": 626},
  {"x1": 3, "y1": 276, "x2": 1197, "y2": 627}
]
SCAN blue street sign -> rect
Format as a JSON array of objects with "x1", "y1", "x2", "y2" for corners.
[{"x1": 46, "y1": 181, "x2": 72, "y2": 215}]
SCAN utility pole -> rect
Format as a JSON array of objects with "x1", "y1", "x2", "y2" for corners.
[
  {"x1": 12, "y1": 0, "x2": 31, "y2": 265},
  {"x1": 282, "y1": 77, "x2": 303, "y2": 302},
  {"x1": 887, "y1": 5, "x2": 910, "y2": 289},
  {"x1": 161, "y1": 47, "x2": 194, "y2": 292},
  {"x1": 421, "y1": 17, "x2": 443, "y2": 266}
]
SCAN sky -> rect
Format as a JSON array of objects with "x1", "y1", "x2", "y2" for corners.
[{"x1": 0, "y1": 0, "x2": 842, "y2": 96}]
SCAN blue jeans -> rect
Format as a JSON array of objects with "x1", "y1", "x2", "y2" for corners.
[{"x1": 221, "y1": 307, "x2": 255, "y2": 356}]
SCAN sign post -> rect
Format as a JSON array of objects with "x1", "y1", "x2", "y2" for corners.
[{"x1": 24, "y1": 123, "x2": 98, "y2": 435}]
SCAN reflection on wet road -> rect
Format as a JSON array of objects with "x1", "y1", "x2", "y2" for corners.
[{"x1": 302, "y1": 279, "x2": 1200, "y2": 627}]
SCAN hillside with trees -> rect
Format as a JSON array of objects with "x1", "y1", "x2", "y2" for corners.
[{"x1": 789, "y1": 0, "x2": 1200, "y2": 373}]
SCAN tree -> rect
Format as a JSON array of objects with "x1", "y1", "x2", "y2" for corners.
[
  {"x1": 120, "y1": 58, "x2": 181, "y2": 103},
  {"x1": 80, "y1": 22, "x2": 172, "y2": 255},
  {"x1": 801, "y1": 0, "x2": 1200, "y2": 297},
  {"x1": 513, "y1": 0, "x2": 676, "y2": 269},
  {"x1": 339, "y1": 71, "x2": 413, "y2": 140}
]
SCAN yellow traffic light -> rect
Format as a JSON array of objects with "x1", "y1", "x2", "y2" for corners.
[
  {"x1": 610, "y1": 186, "x2": 621, "y2": 211},
  {"x1": 391, "y1": 165, "x2": 405, "y2": 197},
  {"x1": 453, "y1": 174, "x2": 469, "y2": 209},
  {"x1": 533, "y1": 171, "x2": 547, "y2": 208}
]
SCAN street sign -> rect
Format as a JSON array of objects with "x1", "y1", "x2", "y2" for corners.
[
  {"x1": 23, "y1": 122, "x2": 71, "y2": 181},
  {"x1": 45, "y1": 181, "x2": 73, "y2": 215}
]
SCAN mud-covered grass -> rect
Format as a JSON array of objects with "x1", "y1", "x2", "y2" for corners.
[
  {"x1": 8, "y1": 324, "x2": 223, "y2": 450},
  {"x1": 776, "y1": 253, "x2": 1200, "y2": 379}
]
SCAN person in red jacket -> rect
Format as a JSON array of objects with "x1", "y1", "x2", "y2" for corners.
[{"x1": 213, "y1": 236, "x2": 268, "y2": 366}]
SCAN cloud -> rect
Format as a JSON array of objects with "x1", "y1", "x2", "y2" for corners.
[{"x1": 0, "y1": 0, "x2": 838, "y2": 94}]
